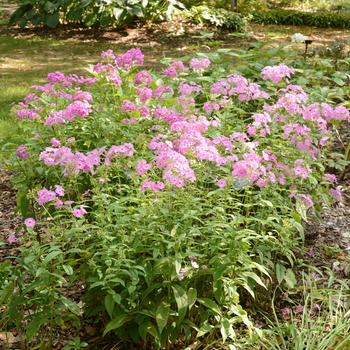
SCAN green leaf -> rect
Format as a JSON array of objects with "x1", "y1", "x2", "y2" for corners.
[
  {"x1": 61, "y1": 296, "x2": 81, "y2": 316},
  {"x1": 156, "y1": 301, "x2": 170, "y2": 335},
  {"x1": 220, "y1": 318, "x2": 235, "y2": 343},
  {"x1": 172, "y1": 285, "x2": 188, "y2": 322},
  {"x1": 187, "y1": 287, "x2": 197, "y2": 311},
  {"x1": 26, "y1": 313, "x2": 48, "y2": 340},
  {"x1": 16, "y1": 191, "x2": 30, "y2": 217},
  {"x1": 275, "y1": 263, "x2": 286, "y2": 285},
  {"x1": 104, "y1": 294, "x2": 115, "y2": 318},
  {"x1": 45, "y1": 12, "x2": 59, "y2": 28},
  {"x1": 284, "y1": 269, "x2": 297, "y2": 289},
  {"x1": 112, "y1": 7, "x2": 124, "y2": 20},
  {"x1": 198, "y1": 298, "x2": 221, "y2": 315},
  {"x1": 62, "y1": 265, "x2": 73, "y2": 276},
  {"x1": 197, "y1": 320, "x2": 214, "y2": 337},
  {"x1": 104, "y1": 313, "x2": 129, "y2": 336},
  {"x1": 42, "y1": 250, "x2": 62, "y2": 264}
]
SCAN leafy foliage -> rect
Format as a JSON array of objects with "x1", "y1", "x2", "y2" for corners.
[
  {"x1": 250, "y1": 9, "x2": 350, "y2": 28},
  {"x1": 179, "y1": 5, "x2": 246, "y2": 31},
  {"x1": 1, "y1": 43, "x2": 349, "y2": 349},
  {"x1": 9, "y1": 0, "x2": 186, "y2": 28}
]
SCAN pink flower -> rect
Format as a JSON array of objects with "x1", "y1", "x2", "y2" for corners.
[
  {"x1": 105, "y1": 144, "x2": 135, "y2": 165},
  {"x1": 37, "y1": 188, "x2": 57, "y2": 205},
  {"x1": 190, "y1": 57, "x2": 211, "y2": 71},
  {"x1": 54, "y1": 185, "x2": 65, "y2": 197},
  {"x1": 141, "y1": 180, "x2": 165, "y2": 192},
  {"x1": 7, "y1": 233, "x2": 17, "y2": 244},
  {"x1": 24, "y1": 218, "x2": 36, "y2": 229},
  {"x1": 16, "y1": 145, "x2": 30, "y2": 159},
  {"x1": 50, "y1": 138, "x2": 60, "y2": 147},
  {"x1": 164, "y1": 61, "x2": 185, "y2": 78},
  {"x1": 261, "y1": 64, "x2": 295, "y2": 84},
  {"x1": 73, "y1": 206, "x2": 87, "y2": 218},
  {"x1": 134, "y1": 70, "x2": 152, "y2": 86},
  {"x1": 323, "y1": 173, "x2": 337, "y2": 183},
  {"x1": 216, "y1": 179, "x2": 227, "y2": 188},
  {"x1": 136, "y1": 160, "x2": 151, "y2": 176},
  {"x1": 329, "y1": 187, "x2": 342, "y2": 202}
]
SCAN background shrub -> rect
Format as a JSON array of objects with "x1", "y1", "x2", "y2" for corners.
[
  {"x1": 250, "y1": 9, "x2": 350, "y2": 28},
  {"x1": 9, "y1": 0, "x2": 186, "y2": 28}
]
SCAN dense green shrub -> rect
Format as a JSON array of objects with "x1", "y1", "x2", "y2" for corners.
[
  {"x1": 250, "y1": 9, "x2": 350, "y2": 28},
  {"x1": 1, "y1": 45, "x2": 349, "y2": 348},
  {"x1": 9, "y1": 0, "x2": 185, "y2": 28},
  {"x1": 178, "y1": 5, "x2": 246, "y2": 31}
]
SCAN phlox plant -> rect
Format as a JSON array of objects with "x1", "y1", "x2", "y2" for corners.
[{"x1": 2, "y1": 47, "x2": 350, "y2": 349}]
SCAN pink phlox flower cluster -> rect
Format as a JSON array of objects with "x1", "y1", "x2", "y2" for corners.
[
  {"x1": 216, "y1": 179, "x2": 227, "y2": 188},
  {"x1": 16, "y1": 145, "x2": 30, "y2": 159},
  {"x1": 261, "y1": 64, "x2": 295, "y2": 84},
  {"x1": 190, "y1": 57, "x2": 211, "y2": 71},
  {"x1": 211, "y1": 75, "x2": 269, "y2": 101},
  {"x1": 153, "y1": 85, "x2": 174, "y2": 98},
  {"x1": 203, "y1": 101, "x2": 221, "y2": 113},
  {"x1": 107, "y1": 70, "x2": 122, "y2": 86},
  {"x1": 153, "y1": 108, "x2": 185, "y2": 126},
  {"x1": 64, "y1": 100, "x2": 92, "y2": 120},
  {"x1": 296, "y1": 193, "x2": 314, "y2": 208},
  {"x1": 73, "y1": 205, "x2": 87, "y2": 218},
  {"x1": 141, "y1": 180, "x2": 165, "y2": 192},
  {"x1": 329, "y1": 186, "x2": 342, "y2": 202},
  {"x1": 179, "y1": 82, "x2": 202, "y2": 96},
  {"x1": 134, "y1": 70, "x2": 152, "y2": 86},
  {"x1": 121, "y1": 100, "x2": 149, "y2": 118},
  {"x1": 164, "y1": 61, "x2": 185, "y2": 78},
  {"x1": 73, "y1": 90, "x2": 93, "y2": 102},
  {"x1": 105, "y1": 143, "x2": 135, "y2": 166},
  {"x1": 292, "y1": 159, "x2": 311, "y2": 179},
  {"x1": 149, "y1": 137, "x2": 196, "y2": 188},
  {"x1": 136, "y1": 159, "x2": 152, "y2": 176},
  {"x1": 37, "y1": 185, "x2": 65, "y2": 206},
  {"x1": 24, "y1": 218, "x2": 36, "y2": 229},
  {"x1": 50, "y1": 138, "x2": 61, "y2": 147},
  {"x1": 32, "y1": 83, "x2": 55, "y2": 94},
  {"x1": 116, "y1": 48, "x2": 144, "y2": 69},
  {"x1": 24, "y1": 93, "x2": 39, "y2": 104},
  {"x1": 323, "y1": 173, "x2": 337, "y2": 183},
  {"x1": 101, "y1": 49, "x2": 116, "y2": 60},
  {"x1": 40, "y1": 146, "x2": 105, "y2": 176},
  {"x1": 16, "y1": 106, "x2": 40, "y2": 120},
  {"x1": 137, "y1": 87, "x2": 153, "y2": 103},
  {"x1": 45, "y1": 111, "x2": 65, "y2": 126},
  {"x1": 230, "y1": 132, "x2": 248, "y2": 142},
  {"x1": 47, "y1": 71, "x2": 97, "y2": 87}
]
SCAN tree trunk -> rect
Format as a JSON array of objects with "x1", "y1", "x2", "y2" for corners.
[{"x1": 231, "y1": 0, "x2": 238, "y2": 11}]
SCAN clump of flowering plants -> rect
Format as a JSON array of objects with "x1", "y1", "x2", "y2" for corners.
[{"x1": 4, "y1": 47, "x2": 349, "y2": 348}]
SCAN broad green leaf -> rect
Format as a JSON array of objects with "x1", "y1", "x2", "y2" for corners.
[
  {"x1": 62, "y1": 265, "x2": 73, "y2": 276},
  {"x1": 42, "y1": 250, "x2": 62, "y2": 264},
  {"x1": 104, "y1": 294, "x2": 115, "y2": 318},
  {"x1": 61, "y1": 296, "x2": 81, "y2": 316},
  {"x1": 198, "y1": 298, "x2": 221, "y2": 315},
  {"x1": 45, "y1": 12, "x2": 59, "y2": 28},
  {"x1": 275, "y1": 263, "x2": 286, "y2": 285},
  {"x1": 284, "y1": 269, "x2": 297, "y2": 289},
  {"x1": 187, "y1": 287, "x2": 197, "y2": 311},
  {"x1": 156, "y1": 301, "x2": 170, "y2": 335},
  {"x1": 172, "y1": 285, "x2": 188, "y2": 322},
  {"x1": 26, "y1": 313, "x2": 48, "y2": 340},
  {"x1": 104, "y1": 313, "x2": 129, "y2": 335}
]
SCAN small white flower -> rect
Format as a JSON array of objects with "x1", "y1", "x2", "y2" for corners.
[{"x1": 291, "y1": 33, "x2": 306, "y2": 43}]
